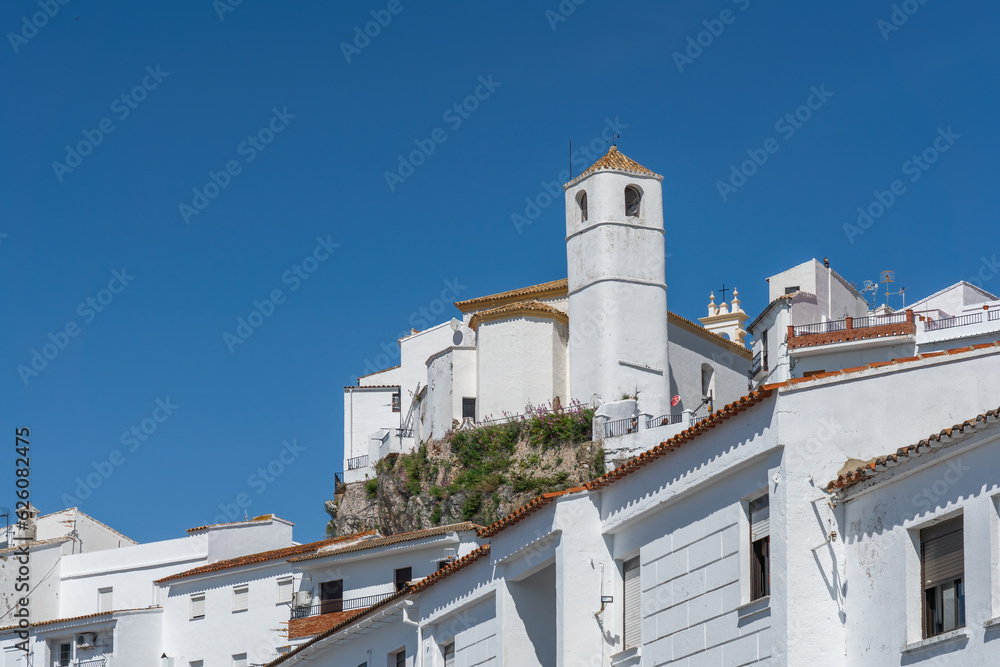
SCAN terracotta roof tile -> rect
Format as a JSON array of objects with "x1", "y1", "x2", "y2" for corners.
[
  {"x1": 0, "y1": 608, "x2": 161, "y2": 633},
  {"x1": 289, "y1": 523, "x2": 481, "y2": 563},
  {"x1": 468, "y1": 301, "x2": 568, "y2": 331},
  {"x1": 564, "y1": 146, "x2": 662, "y2": 188},
  {"x1": 455, "y1": 279, "x2": 568, "y2": 313},
  {"x1": 155, "y1": 531, "x2": 376, "y2": 584},
  {"x1": 186, "y1": 514, "x2": 287, "y2": 534},
  {"x1": 827, "y1": 406, "x2": 1000, "y2": 492}
]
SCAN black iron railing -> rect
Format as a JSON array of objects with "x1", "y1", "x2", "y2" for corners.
[
  {"x1": 926, "y1": 312, "x2": 982, "y2": 331},
  {"x1": 603, "y1": 416, "x2": 638, "y2": 438},
  {"x1": 347, "y1": 455, "x2": 369, "y2": 471},
  {"x1": 853, "y1": 312, "x2": 907, "y2": 329},
  {"x1": 291, "y1": 591, "x2": 396, "y2": 619},
  {"x1": 646, "y1": 414, "x2": 683, "y2": 429},
  {"x1": 792, "y1": 319, "x2": 847, "y2": 336},
  {"x1": 690, "y1": 415, "x2": 710, "y2": 426}
]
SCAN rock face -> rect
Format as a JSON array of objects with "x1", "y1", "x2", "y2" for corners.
[{"x1": 326, "y1": 427, "x2": 604, "y2": 536}]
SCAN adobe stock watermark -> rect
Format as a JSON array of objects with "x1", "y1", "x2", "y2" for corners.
[
  {"x1": 210, "y1": 438, "x2": 306, "y2": 525},
  {"x1": 179, "y1": 106, "x2": 296, "y2": 224},
  {"x1": 7, "y1": 0, "x2": 72, "y2": 54},
  {"x1": 340, "y1": 0, "x2": 414, "y2": 63},
  {"x1": 672, "y1": 0, "x2": 751, "y2": 73},
  {"x1": 17, "y1": 268, "x2": 135, "y2": 386},
  {"x1": 545, "y1": 0, "x2": 586, "y2": 31},
  {"x1": 223, "y1": 236, "x2": 340, "y2": 352},
  {"x1": 213, "y1": 0, "x2": 244, "y2": 21},
  {"x1": 511, "y1": 116, "x2": 628, "y2": 234},
  {"x1": 877, "y1": 0, "x2": 932, "y2": 41},
  {"x1": 384, "y1": 75, "x2": 501, "y2": 192},
  {"x1": 58, "y1": 397, "x2": 179, "y2": 506},
  {"x1": 966, "y1": 255, "x2": 1000, "y2": 291},
  {"x1": 843, "y1": 126, "x2": 959, "y2": 244},
  {"x1": 716, "y1": 85, "x2": 834, "y2": 202},
  {"x1": 51, "y1": 66, "x2": 170, "y2": 182},
  {"x1": 348, "y1": 277, "x2": 467, "y2": 381},
  {"x1": 911, "y1": 458, "x2": 969, "y2": 513}
]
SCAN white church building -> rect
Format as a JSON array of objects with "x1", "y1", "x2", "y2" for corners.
[{"x1": 344, "y1": 147, "x2": 752, "y2": 484}]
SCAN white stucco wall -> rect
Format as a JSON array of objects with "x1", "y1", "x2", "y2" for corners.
[
  {"x1": 345, "y1": 386, "x2": 399, "y2": 482},
  {"x1": 476, "y1": 317, "x2": 568, "y2": 420},
  {"x1": 667, "y1": 318, "x2": 749, "y2": 416},
  {"x1": 424, "y1": 346, "x2": 478, "y2": 441}
]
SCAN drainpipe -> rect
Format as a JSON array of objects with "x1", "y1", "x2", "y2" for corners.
[{"x1": 402, "y1": 599, "x2": 422, "y2": 667}]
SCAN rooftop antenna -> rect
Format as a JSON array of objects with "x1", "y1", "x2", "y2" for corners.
[
  {"x1": 880, "y1": 270, "x2": 895, "y2": 308},
  {"x1": 860, "y1": 280, "x2": 878, "y2": 308},
  {"x1": 569, "y1": 139, "x2": 572, "y2": 180}
]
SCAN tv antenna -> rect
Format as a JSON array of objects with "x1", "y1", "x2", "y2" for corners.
[
  {"x1": 880, "y1": 270, "x2": 904, "y2": 308},
  {"x1": 860, "y1": 280, "x2": 879, "y2": 308}
]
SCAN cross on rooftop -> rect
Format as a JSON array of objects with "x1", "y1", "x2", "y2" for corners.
[
  {"x1": 606, "y1": 133, "x2": 620, "y2": 147},
  {"x1": 718, "y1": 284, "x2": 729, "y2": 303}
]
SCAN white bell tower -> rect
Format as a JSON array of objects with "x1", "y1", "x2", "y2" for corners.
[{"x1": 563, "y1": 146, "x2": 669, "y2": 416}]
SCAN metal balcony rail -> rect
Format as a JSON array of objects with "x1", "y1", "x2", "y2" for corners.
[
  {"x1": 751, "y1": 351, "x2": 763, "y2": 376},
  {"x1": 690, "y1": 415, "x2": 711, "y2": 427},
  {"x1": 926, "y1": 312, "x2": 983, "y2": 332},
  {"x1": 291, "y1": 591, "x2": 396, "y2": 619},
  {"x1": 347, "y1": 455, "x2": 369, "y2": 471},
  {"x1": 792, "y1": 319, "x2": 847, "y2": 336},
  {"x1": 646, "y1": 414, "x2": 684, "y2": 429},
  {"x1": 604, "y1": 416, "x2": 638, "y2": 438},
  {"x1": 396, "y1": 428, "x2": 414, "y2": 438},
  {"x1": 990, "y1": 309, "x2": 1000, "y2": 322},
  {"x1": 74, "y1": 660, "x2": 107, "y2": 667},
  {"x1": 853, "y1": 312, "x2": 907, "y2": 329}
]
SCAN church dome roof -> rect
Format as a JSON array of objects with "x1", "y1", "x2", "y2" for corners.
[{"x1": 564, "y1": 146, "x2": 662, "y2": 188}]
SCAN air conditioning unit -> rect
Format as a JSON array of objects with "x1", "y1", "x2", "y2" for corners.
[
  {"x1": 76, "y1": 632, "x2": 97, "y2": 649},
  {"x1": 293, "y1": 591, "x2": 313, "y2": 608}
]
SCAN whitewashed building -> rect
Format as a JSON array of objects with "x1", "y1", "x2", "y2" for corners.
[{"x1": 344, "y1": 147, "x2": 753, "y2": 483}]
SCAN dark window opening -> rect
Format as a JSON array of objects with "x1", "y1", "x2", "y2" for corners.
[
  {"x1": 395, "y1": 567, "x2": 412, "y2": 592},
  {"x1": 785, "y1": 286, "x2": 799, "y2": 295},
  {"x1": 922, "y1": 516, "x2": 965, "y2": 638},
  {"x1": 319, "y1": 579, "x2": 343, "y2": 614},
  {"x1": 462, "y1": 398, "x2": 476, "y2": 420},
  {"x1": 761, "y1": 329, "x2": 769, "y2": 372},
  {"x1": 58, "y1": 644, "x2": 71, "y2": 667},
  {"x1": 395, "y1": 649, "x2": 406, "y2": 667},
  {"x1": 392, "y1": 391, "x2": 401, "y2": 412},
  {"x1": 750, "y1": 495, "x2": 770, "y2": 601},
  {"x1": 625, "y1": 186, "x2": 641, "y2": 217},
  {"x1": 577, "y1": 191, "x2": 588, "y2": 222}
]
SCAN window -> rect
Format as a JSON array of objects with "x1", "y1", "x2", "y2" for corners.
[
  {"x1": 392, "y1": 390, "x2": 401, "y2": 412},
  {"x1": 394, "y1": 649, "x2": 406, "y2": 667},
  {"x1": 233, "y1": 585, "x2": 249, "y2": 613},
  {"x1": 624, "y1": 186, "x2": 641, "y2": 217},
  {"x1": 57, "y1": 643, "x2": 71, "y2": 667},
  {"x1": 395, "y1": 567, "x2": 412, "y2": 592},
  {"x1": 232, "y1": 653, "x2": 248, "y2": 667},
  {"x1": 442, "y1": 642, "x2": 455, "y2": 667},
  {"x1": 437, "y1": 559, "x2": 450, "y2": 571},
  {"x1": 577, "y1": 191, "x2": 588, "y2": 222},
  {"x1": 623, "y1": 557, "x2": 641, "y2": 648},
  {"x1": 190, "y1": 662, "x2": 204, "y2": 667},
  {"x1": 277, "y1": 577, "x2": 294, "y2": 604},
  {"x1": 191, "y1": 593, "x2": 206, "y2": 620},
  {"x1": 761, "y1": 329, "x2": 769, "y2": 372},
  {"x1": 784, "y1": 285, "x2": 799, "y2": 295},
  {"x1": 750, "y1": 495, "x2": 770, "y2": 601},
  {"x1": 922, "y1": 516, "x2": 965, "y2": 638},
  {"x1": 98, "y1": 586, "x2": 113, "y2": 612},
  {"x1": 320, "y1": 579, "x2": 343, "y2": 614},
  {"x1": 462, "y1": 398, "x2": 476, "y2": 421}
]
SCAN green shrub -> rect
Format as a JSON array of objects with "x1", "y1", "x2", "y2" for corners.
[
  {"x1": 593, "y1": 448, "x2": 606, "y2": 476},
  {"x1": 364, "y1": 478, "x2": 378, "y2": 498},
  {"x1": 461, "y1": 493, "x2": 483, "y2": 521},
  {"x1": 430, "y1": 505, "x2": 442, "y2": 526}
]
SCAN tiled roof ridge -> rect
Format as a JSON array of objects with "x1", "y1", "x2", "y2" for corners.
[
  {"x1": 827, "y1": 406, "x2": 1000, "y2": 492},
  {"x1": 468, "y1": 301, "x2": 569, "y2": 331},
  {"x1": 455, "y1": 279, "x2": 568, "y2": 312},
  {"x1": 288, "y1": 522, "x2": 482, "y2": 563},
  {"x1": 477, "y1": 387, "x2": 777, "y2": 538},
  {"x1": 38, "y1": 508, "x2": 138, "y2": 545},
  {"x1": 186, "y1": 514, "x2": 287, "y2": 533},
  {"x1": 0, "y1": 536, "x2": 72, "y2": 555},
  {"x1": 155, "y1": 530, "x2": 377, "y2": 584},
  {"x1": 266, "y1": 546, "x2": 491, "y2": 666},
  {"x1": 0, "y1": 607, "x2": 162, "y2": 632},
  {"x1": 343, "y1": 384, "x2": 400, "y2": 390},
  {"x1": 564, "y1": 146, "x2": 662, "y2": 189}
]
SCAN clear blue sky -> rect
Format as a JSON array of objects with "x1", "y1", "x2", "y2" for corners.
[{"x1": 3, "y1": 1, "x2": 998, "y2": 544}]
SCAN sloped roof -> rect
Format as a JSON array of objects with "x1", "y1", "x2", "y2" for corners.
[
  {"x1": 565, "y1": 146, "x2": 663, "y2": 188},
  {"x1": 827, "y1": 405, "x2": 1000, "y2": 492},
  {"x1": 455, "y1": 279, "x2": 568, "y2": 313},
  {"x1": 186, "y1": 514, "x2": 289, "y2": 534},
  {"x1": 289, "y1": 523, "x2": 481, "y2": 563},
  {"x1": 468, "y1": 301, "x2": 569, "y2": 331},
  {"x1": 155, "y1": 530, "x2": 376, "y2": 584}
]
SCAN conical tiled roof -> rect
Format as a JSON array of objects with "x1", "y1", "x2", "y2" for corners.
[{"x1": 565, "y1": 146, "x2": 662, "y2": 188}]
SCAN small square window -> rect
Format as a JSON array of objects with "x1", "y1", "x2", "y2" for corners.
[
  {"x1": 462, "y1": 398, "x2": 476, "y2": 420},
  {"x1": 233, "y1": 653, "x2": 248, "y2": 667},
  {"x1": 394, "y1": 567, "x2": 412, "y2": 592},
  {"x1": 749, "y1": 494, "x2": 770, "y2": 601},
  {"x1": 277, "y1": 577, "x2": 293, "y2": 604},
  {"x1": 442, "y1": 642, "x2": 455, "y2": 667}
]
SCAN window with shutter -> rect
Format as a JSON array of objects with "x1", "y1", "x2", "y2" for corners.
[
  {"x1": 442, "y1": 642, "x2": 455, "y2": 667},
  {"x1": 232, "y1": 653, "x2": 248, "y2": 667},
  {"x1": 921, "y1": 516, "x2": 965, "y2": 638},
  {"x1": 750, "y1": 494, "x2": 770, "y2": 600},
  {"x1": 277, "y1": 577, "x2": 293, "y2": 604},
  {"x1": 191, "y1": 593, "x2": 206, "y2": 619},
  {"x1": 98, "y1": 586, "x2": 113, "y2": 612},
  {"x1": 233, "y1": 586, "x2": 249, "y2": 612},
  {"x1": 623, "y1": 557, "x2": 641, "y2": 648},
  {"x1": 395, "y1": 649, "x2": 406, "y2": 667}
]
